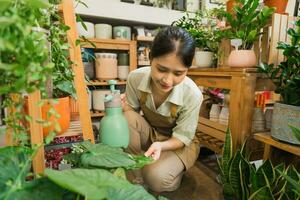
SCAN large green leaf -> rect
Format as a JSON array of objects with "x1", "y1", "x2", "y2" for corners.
[
  {"x1": 7, "y1": 177, "x2": 65, "y2": 200},
  {"x1": 289, "y1": 125, "x2": 300, "y2": 142},
  {"x1": 222, "y1": 129, "x2": 232, "y2": 177},
  {"x1": 229, "y1": 150, "x2": 242, "y2": 199},
  {"x1": 248, "y1": 186, "x2": 274, "y2": 200},
  {"x1": 46, "y1": 168, "x2": 132, "y2": 200},
  {"x1": 0, "y1": 146, "x2": 33, "y2": 193},
  {"x1": 80, "y1": 143, "x2": 136, "y2": 168},
  {"x1": 107, "y1": 185, "x2": 156, "y2": 200}
]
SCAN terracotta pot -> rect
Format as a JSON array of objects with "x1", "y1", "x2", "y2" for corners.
[
  {"x1": 227, "y1": 50, "x2": 257, "y2": 68},
  {"x1": 24, "y1": 96, "x2": 70, "y2": 137},
  {"x1": 264, "y1": 0, "x2": 288, "y2": 14},
  {"x1": 42, "y1": 97, "x2": 70, "y2": 137},
  {"x1": 226, "y1": 0, "x2": 239, "y2": 14}
]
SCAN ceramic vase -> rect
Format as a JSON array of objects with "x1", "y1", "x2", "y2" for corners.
[
  {"x1": 209, "y1": 104, "x2": 220, "y2": 122},
  {"x1": 95, "y1": 53, "x2": 118, "y2": 80},
  {"x1": 95, "y1": 24, "x2": 112, "y2": 39},
  {"x1": 219, "y1": 106, "x2": 229, "y2": 125},
  {"x1": 264, "y1": 0, "x2": 288, "y2": 14},
  {"x1": 76, "y1": 22, "x2": 94, "y2": 38},
  {"x1": 92, "y1": 90, "x2": 111, "y2": 111},
  {"x1": 194, "y1": 51, "x2": 214, "y2": 68},
  {"x1": 113, "y1": 26, "x2": 131, "y2": 40},
  {"x1": 118, "y1": 65, "x2": 129, "y2": 80},
  {"x1": 227, "y1": 50, "x2": 256, "y2": 68}
]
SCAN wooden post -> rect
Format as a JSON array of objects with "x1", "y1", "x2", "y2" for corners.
[
  {"x1": 28, "y1": 91, "x2": 45, "y2": 174},
  {"x1": 61, "y1": 0, "x2": 94, "y2": 143}
]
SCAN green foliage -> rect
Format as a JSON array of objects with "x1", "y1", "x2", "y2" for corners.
[
  {"x1": 224, "y1": 0, "x2": 275, "y2": 49},
  {"x1": 0, "y1": 143, "x2": 164, "y2": 200},
  {"x1": 172, "y1": 11, "x2": 223, "y2": 52},
  {"x1": 258, "y1": 19, "x2": 300, "y2": 106},
  {"x1": 63, "y1": 141, "x2": 154, "y2": 169},
  {"x1": 219, "y1": 129, "x2": 300, "y2": 200},
  {"x1": 0, "y1": 146, "x2": 66, "y2": 200},
  {"x1": 289, "y1": 125, "x2": 300, "y2": 142},
  {"x1": 47, "y1": 0, "x2": 76, "y2": 99}
]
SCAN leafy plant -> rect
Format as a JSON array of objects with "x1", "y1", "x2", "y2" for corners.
[
  {"x1": 258, "y1": 19, "x2": 300, "y2": 106},
  {"x1": 0, "y1": 143, "x2": 166, "y2": 200},
  {"x1": 0, "y1": 0, "x2": 54, "y2": 144},
  {"x1": 224, "y1": 0, "x2": 275, "y2": 49},
  {"x1": 289, "y1": 125, "x2": 300, "y2": 142},
  {"x1": 219, "y1": 129, "x2": 300, "y2": 200},
  {"x1": 46, "y1": 0, "x2": 76, "y2": 99},
  {"x1": 172, "y1": 11, "x2": 223, "y2": 53}
]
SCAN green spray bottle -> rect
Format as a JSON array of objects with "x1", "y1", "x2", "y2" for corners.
[{"x1": 99, "y1": 80, "x2": 129, "y2": 148}]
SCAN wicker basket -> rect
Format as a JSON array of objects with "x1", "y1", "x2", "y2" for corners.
[{"x1": 271, "y1": 103, "x2": 300, "y2": 145}]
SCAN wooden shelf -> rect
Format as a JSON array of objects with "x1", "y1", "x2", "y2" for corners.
[
  {"x1": 81, "y1": 38, "x2": 135, "y2": 50},
  {"x1": 90, "y1": 110, "x2": 105, "y2": 117},
  {"x1": 254, "y1": 132, "x2": 300, "y2": 157},
  {"x1": 136, "y1": 36, "x2": 154, "y2": 42},
  {"x1": 86, "y1": 79, "x2": 127, "y2": 86},
  {"x1": 55, "y1": 121, "x2": 82, "y2": 138}
]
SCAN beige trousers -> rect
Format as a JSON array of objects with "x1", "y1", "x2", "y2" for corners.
[{"x1": 124, "y1": 110, "x2": 185, "y2": 192}]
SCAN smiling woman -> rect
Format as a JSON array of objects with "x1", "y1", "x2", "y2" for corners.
[{"x1": 123, "y1": 26, "x2": 203, "y2": 192}]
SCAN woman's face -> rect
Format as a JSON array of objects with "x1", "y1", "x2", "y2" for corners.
[{"x1": 150, "y1": 52, "x2": 188, "y2": 94}]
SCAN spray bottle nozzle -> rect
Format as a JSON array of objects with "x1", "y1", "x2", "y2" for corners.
[{"x1": 107, "y1": 80, "x2": 117, "y2": 92}]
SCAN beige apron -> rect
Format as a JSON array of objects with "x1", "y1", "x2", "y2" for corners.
[{"x1": 140, "y1": 91, "x2": 201, "y2": 170}]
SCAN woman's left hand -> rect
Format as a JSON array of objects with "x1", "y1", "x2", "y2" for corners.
[{"x1": 144, "y1": 142, "x2": 162, "y2": 160}]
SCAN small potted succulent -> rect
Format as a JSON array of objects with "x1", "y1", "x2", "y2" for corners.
[
  {"x1": 258, "y1": 19, "x2": 300, "y2": 145},
  {"x1": 172, "y1": 11, "x2": 223, "y2": 68},
  {"x1": 224, "y1": 0, "x2": 274, "y2": 67}
]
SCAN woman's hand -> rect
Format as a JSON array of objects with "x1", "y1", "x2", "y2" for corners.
[
  {"x1": 144, "y1": 142, "x2": 163, "y2": 160},
  {"x1": 120, "y1": 94, "x2": 126, "y2": 111}
]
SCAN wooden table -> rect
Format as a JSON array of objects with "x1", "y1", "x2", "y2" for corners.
[
  {"x1": 188, "y1": 67, "x2": 274, "y2": 152},
  {"x1": 254, "y1": 132, "x2": 300, "y2": 160}
]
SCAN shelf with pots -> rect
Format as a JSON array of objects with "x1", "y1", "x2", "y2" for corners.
[{"x1": 77, "y1": 22, "x2": 137, "y2": 119}]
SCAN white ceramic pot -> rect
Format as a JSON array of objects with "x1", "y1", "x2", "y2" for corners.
[
  {"x1": 95, "y1": 53, "x2": 118, "y2": 80},
  {"x1": 92, "y1": 90, "x2": 110, "y2": 111},
  {"x1": 219, "y1": 106, "x2": 229, "y2": 125},
  {"x1": 113, "y1": 26, "x2": 131, "y2": 40},
  {"x1": 76, "y1": 22, "x2": 94, "y2": 38},
  {"x1": 88, "y1": 90, "x2": 92, "y2": 110},
  {"x1": 209, "y1": 104, "x2": 220, "y2": 122},
  {"x1": 118, "y1": 65, "x2": 129, "y2": 80},
  {"x1": 95, "y1": 24, "x2": 112, "y2": 39},
  {"x1": 83, "y1": 61, "x2": 95, "y2": 79},
  {"x1": 227, "y1": 50, "x2": 257, "y2": 68},
  {"x1": 194, "y1": 51, "x2": 214, "y2": 68}
]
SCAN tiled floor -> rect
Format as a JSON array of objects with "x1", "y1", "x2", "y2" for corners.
[{"x1": 159, "y1": 161, "x2": 223, "y2": 200}]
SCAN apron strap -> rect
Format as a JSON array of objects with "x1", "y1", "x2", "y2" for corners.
[
  {"x1": 140, "y1": 91, "x2": 178, "y2": 118},
  {"x1": 170, "y1": 103, "x2": 177, "y2": 118},
  {"x1": 140, "y1": 91, "x2": 148, "y2": 105}
]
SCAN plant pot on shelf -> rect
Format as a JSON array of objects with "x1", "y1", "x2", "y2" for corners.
[
  {"x1": 227, "y1": 50, "x2": 257, "y2": 68},
  {"x1": 264, "y1": 0, "x2": 288, "y2": 14},
  {"x1": 271, "y1": 102, "x2": 300, "y2": 145},
  {"x1": 24, "y1": 96, "x2": 71, "y2": 137},
  {"x1": 194, "y1": 50, "x2": 214, "y2": 68}
]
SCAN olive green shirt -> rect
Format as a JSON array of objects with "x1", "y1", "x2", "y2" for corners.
[{"x1": 125, "y1": 67, "x2": 203, "y2": 146}]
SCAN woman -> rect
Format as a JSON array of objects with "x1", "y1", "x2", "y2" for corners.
[{"x1": 123, "y1": 26, "x2": 203, "y2": 192}]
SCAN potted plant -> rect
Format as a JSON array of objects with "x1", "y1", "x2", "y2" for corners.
[
  {"x1": 172, "y1": 11, "x2": 223, "y2": 68},
  {"x1": 0, "y1": 0, "x2": 54, "y2": 145},
  {"x1": 224, "y1": 0, "x2": 275, "y2": 67},
  {"x1": 258, "y1": 19, "x2": 300, "y2": 145},
  {"x1": 219, "y1": 129, "x2": 300, "y2": 199}
]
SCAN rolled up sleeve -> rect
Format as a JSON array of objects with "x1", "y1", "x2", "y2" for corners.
[{"x1": 172, "y1": 93, "x2": 203, "y2": 146}]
